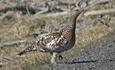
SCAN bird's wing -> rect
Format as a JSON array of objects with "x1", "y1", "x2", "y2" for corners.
[
  {"x1": 18, "y1": 32, "x2": 68, "y2": 55},
  {"x1": 36, "y1": 32, "x2": 68, "y2": 52}
]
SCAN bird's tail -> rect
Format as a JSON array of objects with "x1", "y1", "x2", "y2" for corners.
[
  {"x1": 17, "y1": 50, "x2": 25, "y2": 56},
  {"x1": 17, "y1": 43, "x2": 37, "y2": 56}
]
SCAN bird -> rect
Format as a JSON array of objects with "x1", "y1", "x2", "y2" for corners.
[{"x1": 17, "y1": 9, "x2": 84, "y2": 64}]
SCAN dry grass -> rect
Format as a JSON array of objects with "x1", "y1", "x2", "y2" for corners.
[{"x1": 0, "y1": 1, "x2": 115, "y2": 70}]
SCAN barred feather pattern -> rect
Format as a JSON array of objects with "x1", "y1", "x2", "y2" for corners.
[
  {"x1": 18, "y1": 9, "x2": 83, "y2": 57},
  {"x1": 18, "y1": 31, "x2": 75, "y2": 55}
]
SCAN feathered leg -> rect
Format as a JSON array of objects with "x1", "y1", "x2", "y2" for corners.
[
  {"x1": 51, "y1": 53, "x2": 58, "y2": 64},
  {"x1": 51, "y1": 53, "x2": 64, "y2": 64}
]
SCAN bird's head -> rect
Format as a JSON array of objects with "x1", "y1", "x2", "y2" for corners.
[{"x1": 70, "y1": 9, "x2": 84, "y2": 17}]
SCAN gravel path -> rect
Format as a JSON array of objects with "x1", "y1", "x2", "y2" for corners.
[{"x1": 52, "y1": 30, "x2": 115, "y2": 70}]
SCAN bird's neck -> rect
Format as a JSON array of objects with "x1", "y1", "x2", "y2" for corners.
[
  {"x1": 63, "y1": 12, "x2": 80, "y2": 33},
  {"x1": 62, "y1": 12, "x2": 81, "y2": 40},
  {"x1": 68, "y1": 14, "x2": 78, "y2": 32}
]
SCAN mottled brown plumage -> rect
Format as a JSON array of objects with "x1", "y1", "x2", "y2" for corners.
[{"x1": 18, "y1": 9, "x2": 83, "y2": 64}]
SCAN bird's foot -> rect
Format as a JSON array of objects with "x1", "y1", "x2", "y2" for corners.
[
  {"x1": 58, "y1": 55, "x2": 63, "y2": 60},
  {"x1": 51, "y1": 58, "x2": 70, "y2": 64}
]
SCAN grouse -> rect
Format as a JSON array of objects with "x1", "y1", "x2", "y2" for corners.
[{"x1": 17, "y1": 9, "x2": 83, "y2": 64}]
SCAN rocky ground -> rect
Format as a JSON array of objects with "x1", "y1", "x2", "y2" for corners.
[{"x1": 0, "y1": 0, "x2": 115, "y2": 70}]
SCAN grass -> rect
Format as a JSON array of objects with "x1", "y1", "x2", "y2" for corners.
[
  {"x1": 0, "y1": 2, "x2": 115, "y2": 70},
  {"x1": 0, "y1": 14, "x2": 67, "y2": 70},
  {"x1": 0, "y1": 15, "x2": 114, "y2": 70}
]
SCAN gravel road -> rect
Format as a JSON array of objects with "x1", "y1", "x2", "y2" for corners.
[{"x1": 52, "y1": 30, "x2": 115, "y2": 70}]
